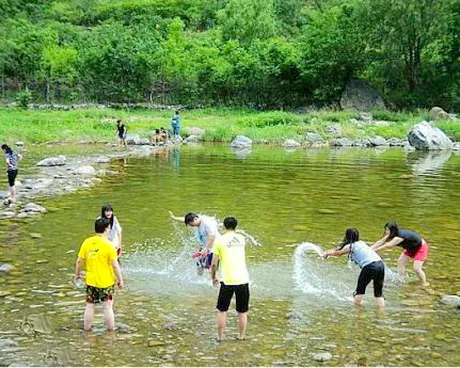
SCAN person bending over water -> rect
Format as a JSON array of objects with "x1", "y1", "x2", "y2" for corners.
[
  {"x1": 101, "y1": 204, "x2": 123, "y2": 258},
  {"x1": 324, "y1": 228, "x2": 385, "y2": 308},
  {"x1": 371, "y1": 222, "x2": 429, "y2": 286},
  {"x1": 169, "y1": 211, "x2": 220, "y2": 274}
]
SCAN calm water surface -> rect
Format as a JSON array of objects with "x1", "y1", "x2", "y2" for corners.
[{"x1": 0, "y1": 144, "x2": 459, "y2": 366}]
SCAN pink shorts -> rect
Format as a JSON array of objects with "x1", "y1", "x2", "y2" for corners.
[{"x1": 403, "y1": 240, "x2": 428, "y2": 261}]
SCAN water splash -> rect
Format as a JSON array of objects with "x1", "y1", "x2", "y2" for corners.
[{"x1": 292, "y1": 242, "x2": 353, "y2": 301}]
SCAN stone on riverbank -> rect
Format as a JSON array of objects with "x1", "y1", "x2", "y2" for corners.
[
  {"x1": 408, "y1": 121, "x2": 453, "y2": 150},
  {"x1": 305, "y1": 132, "x2": 323, "y2": 143},
  {"x1": 312, "y1": 352, "x2": 332, "y2": 362},
  {"x1": 23, "y1": 203, "x2": 47, "y2": 213},
  {"x1": 185, "y1": 135, "x2": 201, "y2": 143},
  {"x1": 330, "y1": 138, "x2": 352, "y2": 147},
  {"x1": 440, "y1": 295, "x2": 460, "y2": 307},
  {"x1": 184, "y1": 127, "x2": 206, "y2": 136},
  {"x1": 231, "y1": 135, "x2": 253, "y2": 148},
  {"x1": 36, "y1": 155, "x2": 66, "y2": 167},
  {"x1": 428, "y1": 107, "x2": 451, "y2": 120},
  {"x1": 283, "y1": 139, "x2": 301, "y2": 148},
  {"x1": 0, "y1": 263, "x2": 16, "y2": 273},
  {"x1": 368, "y1": 136, "x2": 388, "y2": 146},
  {"x1": 73, "y1": 166, "x2": 96, "y2": 176},
  {"x1": 15, "y1": 141, "x2": 24, "y2": 147},
  {"x1": 125, "y1": 134, "x2": 141, "y2": 145}
]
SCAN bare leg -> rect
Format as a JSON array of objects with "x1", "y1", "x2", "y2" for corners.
[
  {"x1": 353, "y1": 294, "x2": 364, "y2": 306},
  {"x1": 84, "y1": 303, "x2": 95, "y2": 331},
  {"x1": 375, "y1": 297, "x2": 385, "y2": 309},
  {"x1": 413, "y1": 260, "x2": 428, "y2": 285},
  {"x1": 103, "y1": 299, "x2": 115, "y2": 331},
  {"x1": 216, "y1": 311, "x2": 227, "y2": 341},
  {"x1": 237, "y1": 312, "x2": 247, "y2": 340},
  {"x1": 9, "y1": 185, "x2": 15, "y2": 201},
  {"x1": 397, "y1": 254, "x2": 411, "y2": 282}
]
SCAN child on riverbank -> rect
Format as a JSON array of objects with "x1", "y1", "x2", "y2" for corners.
[{"x1": 2, "y1": 144, "x2": 22, "y2": 204}]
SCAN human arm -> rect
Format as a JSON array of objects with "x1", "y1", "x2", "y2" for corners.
[
  {"x1": 372, "y1": 237, "x2": 403, "y2": 253},
  {"x1": 324, "y1": 244, "x2": 350, "y2": 258},
  {"x1": 370, "y1": 232, "x2": 390, "y2": 250},
  {"x1": 211, "y1": 253, "x2": 220, "y2": 286},
  {"x1": 111, "y1": 259, "x2": 124, "y2": 289},
  {"x1": 205, "y1": 234, "x2": 216, "y2": 250},
  {"x1": 74, "y1": 257, "x2": 85, "y2": 281},
  {"x1": 168, "y1": 211, "x2": 184, "y2": 222}
]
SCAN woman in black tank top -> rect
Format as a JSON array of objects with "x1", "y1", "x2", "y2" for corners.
[{"x1": 371, "y1": 222, "x2": 429, "y2": 287}]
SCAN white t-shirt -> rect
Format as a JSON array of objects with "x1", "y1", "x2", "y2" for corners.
[{"x1": 195, "y1": 215, "x2": 219, "y2": 249}]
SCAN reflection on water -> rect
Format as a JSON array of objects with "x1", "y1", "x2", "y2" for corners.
[
  {"x1": 409, "y1": 150, "x2": 452, "y2": 175},
  {"x1": 1, "y1": 144, "x2": 460, "y2": 366}
]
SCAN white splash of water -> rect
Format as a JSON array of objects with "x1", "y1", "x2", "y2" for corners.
[{"x1": 292, "y1": 242, "x2": 353, "y2": 301}]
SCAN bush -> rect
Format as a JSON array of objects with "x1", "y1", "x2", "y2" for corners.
[
  {"x1": 15, "y1": 90, "x2": 33, "y2": 109},
  {"x1": 236, "y1": 112, "x2": 302, "y2": 127}
]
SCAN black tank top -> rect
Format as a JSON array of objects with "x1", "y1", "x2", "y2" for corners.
[{"x1": 397, "y1": 229, "x2": 422, "y2": 251}]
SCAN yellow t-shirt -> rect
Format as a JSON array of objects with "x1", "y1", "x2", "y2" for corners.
[
  {"x1": 213, "y1": 231, "x2": 249, "y2": 285},
  {"x1": 78, "y1": 235, "x2": 118, "y2": 288}
]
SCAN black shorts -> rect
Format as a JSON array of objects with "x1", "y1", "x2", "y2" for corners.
[
  {"x1": 216, "y1": 282, "x2": 249, "y2": 313},
  {"x1": 355, "y1": 260, "x2": 385, "y2": 298},
  {"x1": 7, "y1": 170, "x2": 18, "y2": 187}
]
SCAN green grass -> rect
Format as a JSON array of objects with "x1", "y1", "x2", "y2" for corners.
[{"x1": 0, "y1": 107, "x2": 457, "y2": 145}]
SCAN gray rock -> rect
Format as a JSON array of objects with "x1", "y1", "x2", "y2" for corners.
[
  {"x1": 185, "y1": 127, "x2": 206, "y2": 136},
  {"x1": 36, "y1": 155, "x2": 66, "y2": 167},
  {"x1": 312, "y1": 352, "x2": 332, "y2": 362},
  {"x1": 23, "y1": 203, "x2": 47, "y2": 213},
  {"x1": 139, "y1": 138, "x2": 150, "y2": 145},
  {"x1": 0, "y1": 339, "x2": 18, "y2": 349},
  {"x1": 305, "y1": 132, "x2": 323, "y2": 143},
  {"x1": 74, "y1": 166, "x2": 96, "y2": 175},
  {"x1": 453, "y1": 142, "x2": 460, "y2": 151},
  {"x1": 428, "y1": 106, "x2": 451, "y2": 121},
  {"x1": 340, "y1": 79, "x2": 386, "y2": 110},
  {"x1": 368, "y1": 136, "x2": 388, "y2": 146},
  {"x1": 330, "y1": 138, "x2": 352, "y2": 146},
  {"x1": 359, "y1": 112, "x2": 373, "y2": 122},
  {"x1": 15, "y1": 141, "x2": 24, "y2": 147},
  {"x1": 231, "y1": 135, "x2": 253, "y2": 148},
  {"x1": 184, "y1": 135, "x2": 199, "y2": 143},
  {"x1": 0, "y1": 211, "x2": 15, "y2": 219},
  {"x1": 0, "y1": 263, "x2": 16, "y2": 273},
  {"x1": 283, "y1": 139, "x2": 301, "y2": 148},
  {"x1": 325, "y1": 125, "x2": 340, "y2": 136},
  {"x1": 408, "y1": 121, "x2": 453, "y2": 150},
  {"x1": 388, "y1": 137, "x2": 405, "y2": 146},
  {"x1": 0, "y1": 191, "x2": 9, "y2": 199},
  {"x1": 441, "y1": 295, "x2": 460, "y2": 307},
  {"x1": 125, "y1": 134, "x2": 141, "y2": 145}
]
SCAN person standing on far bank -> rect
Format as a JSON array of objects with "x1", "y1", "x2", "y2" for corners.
[
  {"x1": 74, "y1": 218, "x2": 124, "y2": 331},
  {"x1": 2, "y1": 144, "x2": 22, "y2": 204},
  {"x1": 211, "y1": 217, "x2": 250, "y2": 341}
]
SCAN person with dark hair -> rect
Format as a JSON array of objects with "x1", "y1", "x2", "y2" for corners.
[
  {"x1": 171, "y1": 111, "x2": 180, "y2": 138},
  {"x1": 169, "y1": 211, "x2": 220, "y2": 274},
  {"x1": 101, "y1": 204, "x2": 123, "y2": 257},
  {"x1": 116, "y1": 120, "x2": 127, "y2": 146},
  {"x1": 74, "y1": 218, "x2": 124, "y2": 331},
  {"x1": 2, "y1": 144, "x2": 22, "y2": 203},
  {"x1": 324, "y1": 228, "x2": 385, "y2": 308},
  {"x1": 211, "y1": 217, "x2": 250, "y2": 341},
  {"x1": 371, "y1": 222, "x2": 429, "y2": 286}
]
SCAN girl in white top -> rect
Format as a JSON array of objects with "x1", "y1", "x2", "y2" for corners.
[
  {"x1": 101, "y1": 204, "x2": 123, "y2": 256},
  {"x1": 324, "y1": 228, "x2": 385, "y2": 308}
]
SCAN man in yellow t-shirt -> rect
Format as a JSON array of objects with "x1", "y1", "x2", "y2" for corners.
[
  {"x1": 74, "y1": 218, "x2": 124, "y2": 331},
  {"x1": 211, "y1": 217, "x2": 249, "y2": 341}
]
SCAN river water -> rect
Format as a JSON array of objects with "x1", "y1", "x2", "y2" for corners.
[{"x1": 0, "y1": 144, "x2": 459, "y2": 366}]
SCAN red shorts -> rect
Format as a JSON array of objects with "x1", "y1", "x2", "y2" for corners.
[{"x1": 403, "y1": 240, "x2": 428, "y2": 261}]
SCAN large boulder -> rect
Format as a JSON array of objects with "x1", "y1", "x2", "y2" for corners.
[
  {"x1": 407, "y1": 121, "x2": 453, "y2": 150},
  {"x1": 428, "y1": 107, "x2": 451, "y2": 121},
  {"x1": 36, "y1": 155, "x2": 66, "y2": 167},
  {"x1": 125, "y1": 134, "x2": 141, "y2": 145},
  {"x1": 440, "y1": 295, "x2": 460, "y2": 307},
  {"x1": 231, "y1": 135, "x2": 253, "y2": 148},
  {"x1": 340, "y1": 79, "x2": 386, "y2": 110}
]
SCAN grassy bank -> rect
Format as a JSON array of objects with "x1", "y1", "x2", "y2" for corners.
[{"x1": 0, "y1": 108, "x2": 458, "y2": 145}]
